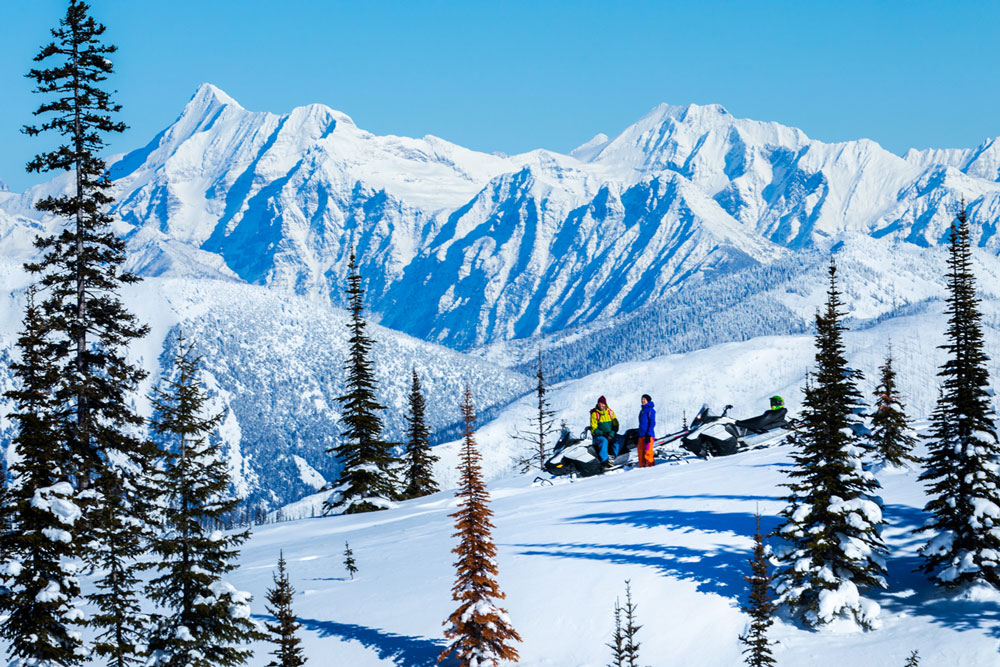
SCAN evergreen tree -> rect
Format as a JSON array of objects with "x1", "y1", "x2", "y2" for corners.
[
  {"x1": 515, "y1": 352, "x2": 557, "y2": 473},
  {"x1": 773, "y1": 263, "x2": 887, "y2": 628},
  {"x1": 917, "y1": 206, "x2": 1000, "y2": 589},
  {"x1": 0, "y1": 289, "x2": 86, "y2": 666},
  {"x1": 904, "y1": 650, "x2": 920, "y2": 666},
  {"x1": 264, "y1": 552, "x2": 307, "y2": 667},
  {"x1": 343, "y1": 542, "x2": 357, "y2": 580},
  {"x1": 606, "y1": 597, "x2": 626, "y2": 667},
  {"x1": 23, "y1": 0, "x2": 148, "y2": 489},
  {"x1": 440, "y1": 385, "x2": 521, "y2": 667},
  {"x1": 402, "y1": 369, "x2": 439, "y2": 499},
  {"x1": 739, "y1": 515, "x2": 776, "y2": 667},
  {"x1": 21, "y1": 4, "x2": 152, "y2": 661},
  {"x1": 88, "y1": 466, "x2": 151, "y2": 667},
  {"x1": 869, "y1": 349, "x2": 919, "y2": 468},
  {"x1": 324, "y1": 250, "x2": 398, "y2": 514},
  {"x1": 145, "y1": 340, "x2": 264, "y2": 667},
  {"x1": 620, "y1": 581, "x2": 642, "y2": 667}
]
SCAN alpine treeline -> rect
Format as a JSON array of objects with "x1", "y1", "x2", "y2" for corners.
[
  {"x1": 0, "y1": 3, "x2": 261, "y2": 667},
  {"x1": 773, "y1": 263, "x2": 888, "y2": 628}
]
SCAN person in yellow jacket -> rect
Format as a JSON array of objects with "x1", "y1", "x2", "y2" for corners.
[{"x1": 590, "y1": 395, "x2": 620, "y2": 469}]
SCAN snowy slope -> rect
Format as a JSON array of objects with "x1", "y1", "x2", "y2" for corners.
[
  {"x1": 435, "y1": 295, "x2": 1000, "y2": 489},
  {"x1": 223, "y1": 436, "x2": 999, "y2": 666},
  {"x1": 6, "y1": 85, "x2": 1000, "y2": 347}
]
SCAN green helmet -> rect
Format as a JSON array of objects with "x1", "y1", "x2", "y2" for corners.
[{"x1": 769, "y1": 395, "x2": 784, "y2": 410}]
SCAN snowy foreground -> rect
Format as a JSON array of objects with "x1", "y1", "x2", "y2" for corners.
[{"x1": 233, "y1": 441, "x2": 998, "y2": 666}]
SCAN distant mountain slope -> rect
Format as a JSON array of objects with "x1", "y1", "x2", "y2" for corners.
[
  {"x1": 0, "y1": 263, "x2": 532, "y2": 507},
  {"x1": 5, "y1": 85, "x2": 1000, "y2": 349}
]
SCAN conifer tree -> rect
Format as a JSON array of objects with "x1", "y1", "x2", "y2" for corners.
[
  {"x1": 773, "y1": 263, "x2": 887, "y2": 628},
  {"x1": 324, "y1": 250, "x2": 398, "y2": 514},
  {"x1": 343, "y1": 542, "x2": 357, "y2": 580},
  {"x1": 869, "y1": 349, "x2": 919, "y2": 468},
  {"x1": 23, "y1": 0, "x2": 149, "y2": 489},
  {"x1": 21, "y1": 5, "x2": 152, "y2": 661},
  {"x1": 917, "y1": 206, "x2": 1000, "y2": 589},
  {"x1": 440, "y1": 385, "x2": 521, "y2": 666},
  {"x1": 88, "y1": 466, "x2": 151, "y2": 667},
  {"x1": 402, "y1": 369, "x2": 439, "y2": 499},
  {"x1": 265, "y1": 552, "x2": 307, "y2": 667},
  {"x1": 515, "y1": 352, "x2": 557, "y2": 473},
  {"x1": 145, "y1": 340, "x2": 264, "y2": 667},
  {"x1": 904, "y1": 650, "x2": 920, "y2": 666},
  {"x1": 620, "y1": 581, "x2": 642, "y2": 667},
  {"x1": 0, "y1": 289, "x2": 86, "y2": 667},
  {"x1": 739, "y1": 515, "x2": 776, "y2": 667},
  {"x1": 606, "y1": 597, "x2": 626, "y2": 667}
]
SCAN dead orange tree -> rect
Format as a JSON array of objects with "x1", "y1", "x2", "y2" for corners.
[{"x1": 440, "y1": 385, "x2": 522, "y2": 666}]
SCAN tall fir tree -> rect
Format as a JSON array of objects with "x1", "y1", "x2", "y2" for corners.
[
  {"x1": 515, "y1": 352, "x2": 557, "y2": 473},
  {"x1": 773, "y1": 263, "x2": 888, "y2": 628},
  {"x1": 21, "y1": 4, "x2": 153, "y2": 661},
  {"x1": 145, "y1": 340, "x2": 264, "y2": 667},
  {"x1": 402, "y1": 368, "x2": 439, "y2": 499},
  {"x1": 440, "y1": 385, "x2": 521, "y2": 667},
  {"x1": 264, "y1": 552, "x2": 307, "y2": 667},
  {"x1": 23, "y1": 0, "x2": 149, "y2": 488},
  {"x1": 869, "y1": 349, "x2": 919, "y2": 468},
  {"x1": 0, "y1": 289, "x2": 86, "y2": 667},
  {"x1": 324, "y1": 249, "x2": 398, "y2": 515},
  {"x1": 738, "y1": 515, "x2": 776, "y2": 667},
  {"x1": 917, "y1": 206, "x2": 1000, "y2": 589}
]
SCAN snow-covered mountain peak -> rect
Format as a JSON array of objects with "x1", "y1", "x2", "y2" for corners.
[
  {"x1": 570, "y1": 132, "x2": 610, "y2": 161},
  {"x1": 190, "y1": 82, "x2": 243, "y2": 110}
]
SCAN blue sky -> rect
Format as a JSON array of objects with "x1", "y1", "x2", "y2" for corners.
[{"x1": 1, "y1": 0, "x2": 998, "y2": 191}]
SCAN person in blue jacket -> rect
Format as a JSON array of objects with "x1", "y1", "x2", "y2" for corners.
[{"x1": 637, "y1": 394, "x2": 656, "y2": 467}]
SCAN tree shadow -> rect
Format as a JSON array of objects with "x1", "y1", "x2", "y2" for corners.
[
  {"x1": 872, "y1": 503, "x2": 1000, "y2": 643},
  {"x1": 260, "y1": 615, "x2": 458, "y2": 667},
  {"x1": 567, "y1": 507, "x2": 782, "y2": 537},
  {"x1": 515, "y1": 540, "x2": 747, "y2": 599},
  {"x1": 582, "y1": 493, "x2": 782, "y2": 505}
]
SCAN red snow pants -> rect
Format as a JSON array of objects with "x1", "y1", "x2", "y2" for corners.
[{"x1": 637, "y1": 437, "x2": 655, "y2": 467}]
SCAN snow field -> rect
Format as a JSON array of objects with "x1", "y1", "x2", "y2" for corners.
[{"x1": 232, "y1": 439, "x2": 999, "y2": 666}]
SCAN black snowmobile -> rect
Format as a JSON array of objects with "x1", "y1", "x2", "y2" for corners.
[
  {"x1": 543, "y1": 427, "x2": 639, "y2": 477},
  {"x1": 679, "y1": 403, "x2": 796, "y2": 458}
]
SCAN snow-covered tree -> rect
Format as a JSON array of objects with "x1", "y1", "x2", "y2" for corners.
[
  {"x1": 515, "y1": 352, "x2": 557, "y2": 473},
  {"x1": 773, "y1": 263, "x2": 887, "y2": 629},
  {"x1": 401, "y1": 369, "x2": 438, "y2": 499},
  {"x1": 869, "y1": 349, "x2": 919, "y2": 468},
  {"x1": 343, "y1": 542, "x2": 357, "y2": 580},
  {"x1": 440, "y1": 385, "x2": 521, "y2": 667},
  {"x1": 916, "y1": 206, "x2": 1000, "y2": 590},
  {"x1": 324, "y1": 250, "x2": 398, "y2": 514},
  {"x1": 264, "y1": 552, "x2": 306, "y2": 667},
  {"x1": 619, "y1": 581, "x2": 642, "y2": 667},
  {"x1": 739, "y1": 515, "x2": 776, "y2": 667},
  {"x1": 0, "y1": 289, "x2": 86, "y2": 667},
  {"x1": 145, "y1": 341, "x2": 263, "y2": 666},
  {"x1": 606, "y1": 596, "x2": 626, "y2": 667},
  {"x1": 904, "y1": 650, "x2": 920, "y2": 666}
]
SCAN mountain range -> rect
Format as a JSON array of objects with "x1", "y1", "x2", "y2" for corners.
[{"x1": 4, "y1": 84, "x2": 1000, "y2": 505}]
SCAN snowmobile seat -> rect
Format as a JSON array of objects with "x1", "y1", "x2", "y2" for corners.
[{"x1": 735, "y1": 407, "x2": 787, "y2": 434}]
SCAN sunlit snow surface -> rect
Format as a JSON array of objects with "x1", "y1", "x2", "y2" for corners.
[{"x1": 230, "y1": 439, "x2": 999, "y2": 666}]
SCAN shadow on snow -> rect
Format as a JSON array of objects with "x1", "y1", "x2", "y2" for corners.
[{"x1": 258, "y1": 615, "x2": 458, "y2": 667}]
